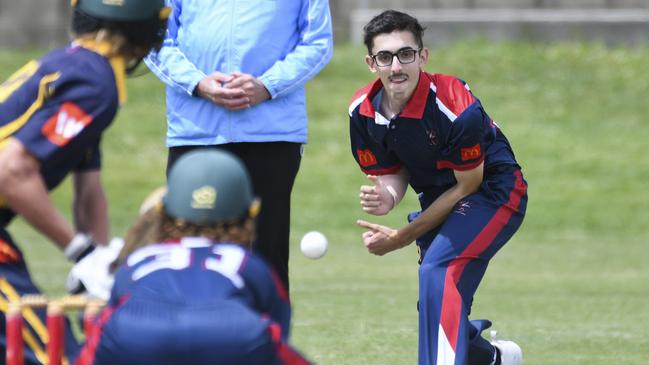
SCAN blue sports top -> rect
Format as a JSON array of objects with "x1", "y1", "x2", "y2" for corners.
[
  {"x1": 349, "y1": 71, "x2": 520, "y2": 201},
  {"x1": 144, "y1": 0, "x2": 334, "y2": 146},
  {"x1": 0, "y1": 40, "x2": 125, "y2": 225},
  {"x1": 110, "y1": 238, "x2": 292, "y2": 338}
]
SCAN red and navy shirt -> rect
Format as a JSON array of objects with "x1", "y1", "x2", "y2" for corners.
[
  {"x1": 349, "y1": 71, "x2": 519, "y2": 202},
  {"x1": 0, "y1": 41, "x2": 124, "y2": 225},
  {"x1": 110, "y1": 238, "x2": 292, "y2": 339}
]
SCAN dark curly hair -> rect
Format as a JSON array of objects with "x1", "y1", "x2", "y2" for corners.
[
  {"x1": 111, "y1": 204, "x2": 254, "y2": 271},
  {"x1": 363, "y1": 10, "x2": 426, "y2": 54}
]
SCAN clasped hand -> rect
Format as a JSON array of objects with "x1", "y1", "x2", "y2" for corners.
[{"x1": 196, "y1": 71, "x2": 270, "y2": 110}]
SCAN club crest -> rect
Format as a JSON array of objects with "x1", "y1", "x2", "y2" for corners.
[
  {"x1": 191, "y1": 186, "x2": 217, "y2": 209},
  {"x1": 426, "y1": 128, "x2": 437, "y2": 146},
  {"x1": 453, "y1": 200, "x2": 471, "y2": 216}
]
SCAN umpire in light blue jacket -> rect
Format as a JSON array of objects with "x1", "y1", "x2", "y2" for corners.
[{"x1": 145, "y1": 0, "x2": 333, "y2": 292}]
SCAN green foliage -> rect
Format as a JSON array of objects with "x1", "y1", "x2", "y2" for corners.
[{"x1": 2, "y1": 41, "x2": 648, "y2": 364}]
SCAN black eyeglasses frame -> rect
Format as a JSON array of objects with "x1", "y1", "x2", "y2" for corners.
[{"x1": 370, "y1": 47, "x2": 422, "y2": 67}]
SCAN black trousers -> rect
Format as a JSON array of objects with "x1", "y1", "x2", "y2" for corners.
[{"x1": 167, "y1": 142, "x2": 302, "y2": 292}]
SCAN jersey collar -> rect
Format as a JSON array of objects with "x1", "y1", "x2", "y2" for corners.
[
  {"x1": 72, "y1": 38, "x2": 128, "y2": 105},
  {"x1": 359, "y1": 71, "x2": 430, "y2": 120}
]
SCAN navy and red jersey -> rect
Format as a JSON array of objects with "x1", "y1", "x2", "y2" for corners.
[
  {"x1": 0, "y1": 41, "x2": 124, "y2": 225},
  {"x1": 109, "y1": 237, "x2": 292, "y2": 338},
  {"x1": 349, "y1": 71, "x2": 520, "y2": 204},
  {"x1": 73, "y1": 238, "x2": 304, "y2": 365}
]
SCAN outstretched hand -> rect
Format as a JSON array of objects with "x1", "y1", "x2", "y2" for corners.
[
  {"x1": 359, "y1": 175, "x2": 395, "y2": 216},
  {"x1": 356, "y1": 219, "x2": 404, "y2": 256}
]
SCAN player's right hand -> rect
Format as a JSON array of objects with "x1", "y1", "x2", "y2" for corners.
[
  {"x1": 356, "y1": 219, "x2": 402, "y2": 256},
  {"x1": 359, "y1": 175, "x2": 394, "y2": 216}
]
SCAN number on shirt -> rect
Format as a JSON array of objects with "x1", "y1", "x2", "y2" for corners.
[{"x1": 128, "y1": 244, "x2": 246, "y2": 288}]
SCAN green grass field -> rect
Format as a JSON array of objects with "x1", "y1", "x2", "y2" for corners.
[{"x1": 2, "y1": 41, "x2": 649, "y2": 364}]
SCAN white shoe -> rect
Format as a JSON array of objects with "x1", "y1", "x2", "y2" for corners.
[{"x1": 490, "y1": 330, "x2": 522, "y2": 365}]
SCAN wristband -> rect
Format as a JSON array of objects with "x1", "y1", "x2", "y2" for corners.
[{"x1": 385, "y1": 185, "x2": 399, "y2": 207}]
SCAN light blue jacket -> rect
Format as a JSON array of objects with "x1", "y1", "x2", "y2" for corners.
[{"x1": 145, "y1": 0, "x2": 334, "y2": 146}]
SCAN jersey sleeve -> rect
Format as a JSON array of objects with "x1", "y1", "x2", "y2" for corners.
[
  {"x1": 11, "y1": 60, "x2": 116, "y2": 165},
  {"x1": 349, "y1": 106, "x2": 402, "y2": 175},
  {"x1": 240, "y1": 254, "x2": 292, "y2": 340},
  {"x1": 434, "y1": 77, "x2": 488, "y2": 171},
  {"x1": 107, "y1": 265, "x2": 132, "y2": 306}
]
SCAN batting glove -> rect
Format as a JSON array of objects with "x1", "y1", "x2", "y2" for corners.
[
  {"x1": 66, "y1": 237, "x2": 124, "y2": 301},
  {"x1": 64, "y1": 233, "x2": 96, "y2": 263}
]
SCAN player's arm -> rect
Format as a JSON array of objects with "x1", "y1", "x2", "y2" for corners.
[
  {"x1": 0, "y1": 138, "x2": 74, "y2": 249},
  {"x1": 243, "y1": 256, "x2": 292, "y2": 339},
  {"x1": 73, "y1": 170, "x2": 108, "y2": 245},
  {"x1": 358, "y1": 163, "x2": 484, "y2": 255},
  {"x1": 265, "y1": 270, "x2": 292, "y2": 339},
  {"x1": 397, "y1": 163, "x2": 484, "y2": 244},
  {"x1": 350, "y1": 111, "x2": 406, "y2": 216}
]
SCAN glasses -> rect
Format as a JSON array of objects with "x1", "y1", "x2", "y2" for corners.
[{"x1": 371, "y1": 47, "x2": 421, "y2": 67}]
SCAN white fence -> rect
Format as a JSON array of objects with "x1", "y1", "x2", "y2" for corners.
[
  {"x1": 1, "y1": 0, "x2": 649, "y2": 47},
  {"x1": 349, "y1": 7, "x2": 649, "y2": 45}
]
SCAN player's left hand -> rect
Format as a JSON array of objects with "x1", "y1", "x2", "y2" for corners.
[
  {"x1": 356, "y1": 219, "x2": 404, "y2": 256},
  {"x1": 360, "y1": 175, "x2": 395, "y2": 216},
  {"x1": 226, "y1": 72, "x2": 271, "y2": 107},
  {"x1": 66, "y1": 237, "x2": 124, "y2": 301}
]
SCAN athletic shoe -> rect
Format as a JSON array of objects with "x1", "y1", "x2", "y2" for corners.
[{"x1": 490, "y1": 330, "x2": 522, "y2": 365}]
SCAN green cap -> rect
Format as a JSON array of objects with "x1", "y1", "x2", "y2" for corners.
[
  {"x1": 74, "y1": 0, "x2": 166, "y2": 22},
  {"x1": 163, "y1": 150, "x2": 256, "y2": 225}
]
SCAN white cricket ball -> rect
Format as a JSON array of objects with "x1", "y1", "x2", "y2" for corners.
[{"x1": 300, "y1": 231, "x2": 328, "y2": 259}]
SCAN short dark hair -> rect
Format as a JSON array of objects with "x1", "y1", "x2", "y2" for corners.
[{"x1": 363, "y1": 10, "x2": 425, "y2": 54}]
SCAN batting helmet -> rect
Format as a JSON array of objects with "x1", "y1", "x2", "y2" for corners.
[
  {"x1": 72, "y1": 0, "x2": 168, "y2": 22},
  {"x1": 164, "y1": 150, "x2": 260, "y2": 225},
  {"x1": 70, "y1": 0, "x2": 170, "y2": 73}
]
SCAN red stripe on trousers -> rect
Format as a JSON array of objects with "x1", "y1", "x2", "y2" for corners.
[{"x1": 439, "y1": 170, "x2": 526, "y2": 352}]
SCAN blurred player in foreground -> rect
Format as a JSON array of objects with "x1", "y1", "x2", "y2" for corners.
[
  {"x1": 0, "y1": 0, "x2": 168, "y2": 363},
  {"x1": 348, "y1": 10, "x2": 528, "y2": 365},
  {"x1": 75, "y1": 150, "x2": 310, "y2": 365}
]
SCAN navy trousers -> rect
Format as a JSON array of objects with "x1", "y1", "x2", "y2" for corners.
[
  {"x1": 76, "y1": 296, "x2": 310, "y2": 365},
  {"x1": 415, "y1": 168, "x2": 528, "y2": 365}
]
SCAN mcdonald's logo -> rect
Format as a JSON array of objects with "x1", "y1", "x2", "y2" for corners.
[
  {"x1": 356, "y1": 149, "x2": 377, "y2": 167},
  {"x1": 461, "y1": 144, "x2": 481, "y2": 161}
]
